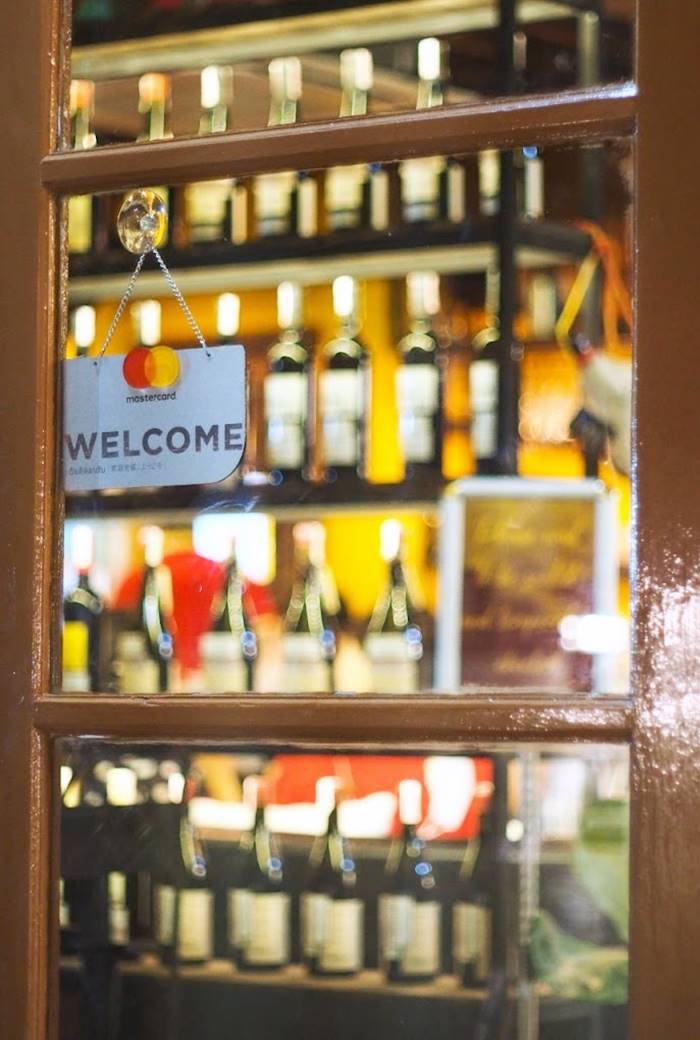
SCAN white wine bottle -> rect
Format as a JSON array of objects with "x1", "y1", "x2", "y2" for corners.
[
  {"x1": 379, "y1": 780, "x2": 441, "y2": 983},
  {"x1": 399, "y1": 39, "x2": 465, "y2": 224},
  {"x1": 67, "y1": 79, "x2": 98, "y2": 255},
  {"x1": 263, "y1": 281, "x2": 311, "y2": 481},
  {"x1": 320, "y1": 276, "x2": 370, "y2": 484},
  {"x1": 113, "y1": 526, "x2": 174, "y2": 695},
  {"x1": 325, "y1": 49, "x2": 373, "y2": 231},
  {"x1": 453, "y1": 805, "x2": 494, "y2": 987},
  {"x1": 254, "y1": 58, "x2": 305, "y2": 237},
  {"x1": 364, "y1": 520, "x2": 423, "y2": 694},
  {"x1": 63, "y1": 524, "x2": 103, "y2": 692},
  {"x1": 302, "y1": 777, "x2": 364, "y2": 976},
  {"x1": 200, "y1": 537, "x2": 257, "y2": 693},
  {"x1": 229, "y1": 776, "x2": 291, "y2": 971},
  {"x1": 396, "y1": 271, "x2": 445, "y2": 483},
  {"x1": 185, "y1": 66, "x2": 234, "y2": 243},
  {"x1": 281, "y1": 523, "x2": 337, "y2": 694}
]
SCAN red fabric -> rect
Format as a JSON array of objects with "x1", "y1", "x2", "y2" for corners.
[{"x1": 113, "y1": 551, "x2": 276, "y2": 671}]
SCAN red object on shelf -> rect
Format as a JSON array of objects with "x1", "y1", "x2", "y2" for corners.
[{"x1": 113, "y1": 551, "x2": 276, "y2": 672}]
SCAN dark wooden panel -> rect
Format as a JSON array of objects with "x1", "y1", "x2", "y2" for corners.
[{"x1": 41, "y1": 84, "x2": 637, "y2": 196}]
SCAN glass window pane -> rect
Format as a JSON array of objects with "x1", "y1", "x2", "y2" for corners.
[
  {"x1": 66, "y1": 1, "x2": 635, "y2": 149},
  {"x1": 58, "y1": 740, "x2": 629, "y2": 1039},
  {"x1": 59, "y1": 140, "x2": 633, "y2": 696}
]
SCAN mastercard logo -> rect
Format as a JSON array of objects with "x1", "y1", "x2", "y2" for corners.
[{"x1": 123, "y1": 346, "x2": 181, "y2": 389}]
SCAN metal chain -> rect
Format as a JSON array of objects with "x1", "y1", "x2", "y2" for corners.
[
  {"x1": 95, "y1": 252, "x2": 147, "y2": 362},
  {"x1": 95, "y1": 247, "x2": 211, "y2": 363},
  {"x1": 152, "y1": 247, "x2": 211, "y2": 356}
]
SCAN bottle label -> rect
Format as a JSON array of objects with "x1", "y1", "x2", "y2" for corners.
[
  {"x1": 109, "y1": 905, "x2": 130, "y2": 947},
  {"x1": 264, "y1": 371, "x2": 307, "y2": 469},
  {"x1": 303, "y1": 894, "x2": 363, "y2": 973},
  {"x1": 185, "y1": 179, "x2": 232, "y2": 241},
  {"x1": 297, "y1": 176, "x2": 318, "y2": 239},
  {"x1": 380, "y1": 895, "x2": 441, "y2": 975},
  {"x1": 281, "y1": 634, "x2": 332, "y2": 693},
  {"x1": 321, "y1": 369, "x2": 363, "y2": 466},
  {"x1": 453, "y1": 902, "x2": 491, "y2": 981},
  {"x1": 154, "y1": 883, "x2": 176, "y2": 945},
  {"x1": 200, "y1": 632, "x2": 247, "y2": 694},
  {"x1": 399, "y1": 156, "x2": 446, "y2": 221},
  {"x1": 229, "y1": 889, "x2": 290, "y2": 966},
  {"x1": 62, "y1": 667, "x2": 91, "y2": 693},
  {"x1": 364, "y1": 634, "x2": 419, "y2": 694},
  {"x1": 115, "y1": 632, "x2": 162, "y2": 695},
  {"x1": 447, "y1": 161, "x2": 466, "y2": 224},
  {"x1": 470, "y1": 358, "x2": 499, "y2": 458},
  {"x1": 68, "y1": 194, "x2": 93, "y2": 254},
  {"x1": 231, "y1": 182, "x2": 248, "y2": 245},
  {"x1": 396, "y1": 364, "x2": 440, "y2": 463},
  {"x1": 326, "y1": 165, "x2": 367, "y2": 229},
  {"x1": 255, "y1": 171, "x2": 296, "y2": 234},
  {"x1": 370, "y1": 168, "x2": 390, "y2": 231},
  {"x1": 177, "y1": 889, "x2": 214, "y2": 962}
]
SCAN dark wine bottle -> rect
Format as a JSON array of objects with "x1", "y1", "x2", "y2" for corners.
[
  {"x1": 154, "y1": 772, "x2": 213, "y2": 966},
  {"x1": 263, "y1": 281, "x2": 311, "y2": 482},
  {"x1": 302, "y1": 777, "x2": 364, "y2": 976},
  {"x1": 113, "y1": 525, "x2": 174, "y2": 695},
  {"x1": 200, "y1": 537, "x2": 257, "y2": 693},
  {"x1": 63, "y1": 524, "x2": 103, "y2": 692},
  {"x1": 364, "y1": 520, "x2": 423, "y2": 694},
  {"x1": 379, "y1": 779, "x2": 441, "y2": 983},
  {"x1": 320, "y1": 276, "x2": 370, "y2": 484},
  {"x1": 396, "y1": 271, "x2": 445, "y2": 483},
  {"x1": 453, "y1": 805, "x2": 494, "y2": 987},
  {"x1": 229, "y1": 776, "x2": 291, "y2": 971},
  {"x1": 281, "y1": 523, "x2": 337, "y2": 693}
]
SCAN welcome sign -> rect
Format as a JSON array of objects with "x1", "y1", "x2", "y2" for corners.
[{"x1": 63, "y1": 344, "x2": 246, "y2": 491}]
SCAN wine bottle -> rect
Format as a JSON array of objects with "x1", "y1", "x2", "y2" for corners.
[
  {"x1": 479, "y1": 150, "x2": 500, "y2": 216},
  {"x1": 136, "y1": 73, "x2": 175, "y2": 246},
  {"x1": 229, "y1": 776, "x2": 290, "y2": 971},
  {"x1": 184, "y1": 66, "x2": 234, "y2": 244},
  {"x1": 399, "y1": 39, "x2": 465, "y2": 224},
  {"x1": 263, "y1": 281, "x2": 311, "y2": 481},
  {"x1": 200, "y1": 537, "x2": 257, "y2": 693},
  {"x1": 396, "y1": 271, "x2": 445, "y2": 483},
  {"x1": 154, "y1": 771, "x2": 214, "y2": 966},
  {"x1": 63, "y1": 524, "x2": 103, "y2": 692},
  {"x1": 325, "y1": 49, "x2": 373, "y2": 231},
  {"x1": 71, "y1": 304, "x2": 96, "y2": 358},
  {"x1": 364, "y1": 520, "x2": 423, "y2": 694},
  {"x1": 320, "y1": 276, "x2": 370, "y2": 484},
  {"x1": 113, "y1": 525, "x2": 174, "y2": 695},
  {"x1": 520, "y1": 146, "x2": 544, "y2": 220},
  {"x1": 281, "y1": 523, "x2": 337, "y2": 694},
  {"x1": 470, "y1": 267, "x2": 501, "y2": 475},
  {"x1": 215, "y1": 292, "x2": 240, "y2": 342},
  {"x1": 302, "y1": 777, "x2": 364, "y2": 976},
  {"x1": 453, "y1": 805, "x2": 494, "y2": 987},
  {"x1": 67, "y1": 79, "x2": 98, "y2": 255},
  {"x1": 254, "y1": 58, "x2": 305, "y2": 237},
  {"x1": 379, "y1": 779, "x2": 441, "y2": 983}
]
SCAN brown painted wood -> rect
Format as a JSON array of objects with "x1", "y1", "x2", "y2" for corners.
[
  {"x1": 0, "y1": 0, "x2": 62, "y2": 1036},
  {"x1": 630, "y1": 0, "x2": 700, "y2": 1035},
  {"x1": 34, "y1": 694, "x2": 632, "y2": 746},
  {"x1": 41, "y1": 83, "x2": 637, "y2": 195}
]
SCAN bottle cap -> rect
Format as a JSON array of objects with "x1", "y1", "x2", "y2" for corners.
[
  {"x1": 140, "y1": 525, "x2": 165, "y2": 568},
  {"x1": 277, "y1": 280, "x2": 302, "y2": 331},
  {"x1": 417, "y1": 37, "x2": 442, "y2": 82},
  {"x1": 73, "y1": 306, "x2": 96, "y2": 352},
  {"x1": 340, "y1": 48, "x2": 374, "y2": 93},
  {"x1": 70, "y1": 523, "x2": 94, "y2": 573},
  {"x1": 132, "y1": 299, "x2": 161, "y2": 347},
  {"x1": 269, "y1": 57, "x2": 302, "y2": 101},
  {"x1": 216, "y1": 292, "x2": 240, "y2": 338},
  {"x1": 380, "y1": 519, "x2": 402, "y2": 562},
  {"x1": 106, "y1": 766, "x2": 138, "y2": 807},
  {"x1": 398, "y1": 779, "x2": 423, "y2": 825},
  {"x1": 406, "y1": 271, "x2": 440, "y2": 320},
  {"x1": 200, "y1": 65, "x2": 233, "y2": 110},
  {"x1": 332, "y1": 275, "x2": 359, "y2": 322},
  {"x1": 138, "y1": 72, "x2": 171, "y2": 109}
]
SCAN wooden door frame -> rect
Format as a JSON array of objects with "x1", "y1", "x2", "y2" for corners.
[{"x1": 1, "y1": 1, "x2": 697, "y2": 1037}]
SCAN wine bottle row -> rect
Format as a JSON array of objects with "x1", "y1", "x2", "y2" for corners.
[
  {"x1": 68, "y1": 38, "x2": 545, "y2": 255},
  {"x1": 61, "y1": 770, "x2": 494, "y2": 988},
  {"x1": 63, "y1": 518, "x2": 429, "y2": 696}
]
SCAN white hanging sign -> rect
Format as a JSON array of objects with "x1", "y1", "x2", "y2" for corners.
[{"x1": 63, "y1": 344, "x2": 246, "y2": 492}]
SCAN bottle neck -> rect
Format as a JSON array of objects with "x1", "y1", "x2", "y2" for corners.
[
  {"x1": 340, "y1": 87, "x2": 369, "y2": 117},
  {"x1": 416, "y1": 78, "x2": 444, "y2": 111},
  {"x1": 72, "y1": 106, "x2": 95, "y2": 150},
  {"x1": 200, "y1": 104, "x2": 228, "y2": 135},
  {"x1": 143, "y1": 101, "x2": 169, "y2": 141},
  {"x1": 269, "y1": 96, "x2": 298, "y2": 127}
]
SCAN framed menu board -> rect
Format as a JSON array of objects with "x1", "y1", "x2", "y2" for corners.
[{"x1": 435, "y1": 479, "x2": 621, "y2": 695}]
